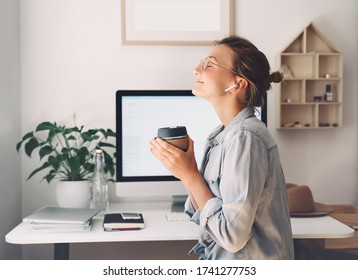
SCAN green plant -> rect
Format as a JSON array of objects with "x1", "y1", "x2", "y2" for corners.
[{"x1": 16, "y1": 121, "x2": 116, "y2": 183}]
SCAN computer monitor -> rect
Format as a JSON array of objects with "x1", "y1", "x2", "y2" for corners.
[{"x1": 115, "y1": 90, "x2": 266, "y2": 199}]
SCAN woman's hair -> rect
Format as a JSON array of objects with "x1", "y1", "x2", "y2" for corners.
[{"x1": 215, "y1": 36, "x2": 282, "y2": 107}]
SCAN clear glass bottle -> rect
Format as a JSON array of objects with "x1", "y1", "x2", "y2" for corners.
[{"x1": 89, "y1": 149, "x2": 109, "y2": 211}]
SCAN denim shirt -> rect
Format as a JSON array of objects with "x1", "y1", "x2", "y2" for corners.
[{"x1": 184, "y1": 107, "x2": 294, "y2": 260}]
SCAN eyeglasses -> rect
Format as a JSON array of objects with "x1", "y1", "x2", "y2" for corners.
[{"x1": 199, "y1": 56, "x2": 242, "y2": 77}]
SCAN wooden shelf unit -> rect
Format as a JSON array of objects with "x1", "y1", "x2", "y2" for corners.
[{"x1": 277, "y1": 23, "x2": 343, "y2": 129}]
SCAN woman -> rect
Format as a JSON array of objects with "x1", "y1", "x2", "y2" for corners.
[{"x1": 150, "y1": 36, "x2": 294, "y2": 259}]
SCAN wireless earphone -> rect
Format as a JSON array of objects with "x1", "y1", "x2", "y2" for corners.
[{"x1": 224, "y1": 83, "x2": 238, "y2": 92}]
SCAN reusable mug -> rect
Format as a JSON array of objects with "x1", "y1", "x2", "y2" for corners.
[{"x1": 157, "y1": 126, "x2": 188, "y2": 151}]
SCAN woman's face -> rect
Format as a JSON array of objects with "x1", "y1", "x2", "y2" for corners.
[{"x1": 192, "y1": 44, "x2": 238, "y2": 102}]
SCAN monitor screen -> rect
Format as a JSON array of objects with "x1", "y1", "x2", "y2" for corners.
[{"x1": 115, "y1": 90, "x2": 266, "y2": 197}]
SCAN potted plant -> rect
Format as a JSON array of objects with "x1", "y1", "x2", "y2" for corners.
[{"x1": 16, "y1": 119, "x2": 116, "y2": 208}]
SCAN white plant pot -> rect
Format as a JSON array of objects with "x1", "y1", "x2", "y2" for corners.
[{"x1": 56, "y1": 181, "x2": 90, "y2": 208}]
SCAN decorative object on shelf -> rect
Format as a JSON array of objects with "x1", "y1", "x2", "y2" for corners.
[
  {"x1": 324, "y1": 84, "x2": 333, "y2": 102},
  {"x1": 16, "y1": 115, "x2": 116, "y2": 208},
  {"x1": 313, "y1": 96, "x2": 323, "y2": 102},
  {"x1": 277, "y1": 22, "x2": 343, "y2": 129},
  {"x1": 282, "y1": 121, "x2": 303, "y2": 128},
  {"x1": 280, "y1": 64, "x2": 294, "y2": 79}
]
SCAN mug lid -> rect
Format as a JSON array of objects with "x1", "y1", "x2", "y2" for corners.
[{"x1": 157, "y1": 126, "x2": 187, "y2": 138}]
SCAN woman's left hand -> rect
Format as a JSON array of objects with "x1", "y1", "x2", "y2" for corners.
[{"x1": 149, "y1": 136, "x2": 199, "y2": 183}]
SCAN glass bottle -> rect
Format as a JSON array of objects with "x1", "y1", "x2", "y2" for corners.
[{"x1": 89, "y1": 149, "x2": 109, "y2": 211}]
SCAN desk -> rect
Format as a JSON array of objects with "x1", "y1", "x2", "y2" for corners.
[
  {"x1": 290, "y1": 216, "x2": 355, "y2": 259},
  {"x1": 5, "y1": 202, "x2": 354, "y2": 259}
]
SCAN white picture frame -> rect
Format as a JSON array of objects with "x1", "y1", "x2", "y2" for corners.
[{"x1": 121, "y1": 0, "x2": 234, "y2": 45}]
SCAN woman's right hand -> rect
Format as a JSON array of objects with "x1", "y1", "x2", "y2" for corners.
[{"x1": 149, "y1": 136, "x2": 199, "y2": 183}]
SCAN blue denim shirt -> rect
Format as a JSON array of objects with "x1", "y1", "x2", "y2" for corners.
[{"x1": 185, "y1": 107, "x2": 294, "y2": 259}]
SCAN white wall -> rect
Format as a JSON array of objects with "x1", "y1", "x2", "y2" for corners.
[
  {"x1": 0, "y1": 0, "x2": 22, "y2": 259},
  {"x1": 17, "y1": 0, "x2": 357, "y2": 259}
]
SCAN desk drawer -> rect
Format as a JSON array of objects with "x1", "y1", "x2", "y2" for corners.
[{"x1": 301, "y1": 234, "x2": 358, "y2": 250}]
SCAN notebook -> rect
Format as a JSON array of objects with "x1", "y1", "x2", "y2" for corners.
[
  {"x1": 23, "y1": 206, "x2": 100, "y2": 224},
  {"x1": 103, "y1": 213, "x2": 144, "y2": 231}
]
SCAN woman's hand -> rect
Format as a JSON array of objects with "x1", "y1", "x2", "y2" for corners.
[
  {"x1": 150, "y1": 136, "x2": 214, "y2": 210},
  {"x1": 149, "y1": 136, "x2": 199, "y2": 183}
]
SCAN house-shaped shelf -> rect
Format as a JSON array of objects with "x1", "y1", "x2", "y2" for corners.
[{"x1": 277, "y1": 23, "x2": 343, "y2": 129}]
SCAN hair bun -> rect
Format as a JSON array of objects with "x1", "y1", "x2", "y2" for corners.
[{"x1": 270, "y1": 71, "x2": 283, "y2": 83}]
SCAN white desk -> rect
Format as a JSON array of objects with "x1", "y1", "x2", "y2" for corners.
[
  {"x1": 291, "y1": 216, "x2": 355, "y2": 239},
  {"x1": 5, "y1": 202, "x2": 354, "y2": 259}
]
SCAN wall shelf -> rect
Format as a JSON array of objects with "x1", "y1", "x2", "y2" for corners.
[{"x1": 277, "y1": 23, "x2": 343, "y2": 129}]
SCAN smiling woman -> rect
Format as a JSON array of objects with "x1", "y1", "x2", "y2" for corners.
[
  {"x1": 149, "y1": 35, "x2": 293, "y2": 260},
  {"x1": 121, "y1": 0, "x2": 234, "y2": 45}
]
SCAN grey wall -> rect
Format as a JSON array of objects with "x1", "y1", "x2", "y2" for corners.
[{"x1": 0, "y1": 0, "x2": 22, "y2": 259}]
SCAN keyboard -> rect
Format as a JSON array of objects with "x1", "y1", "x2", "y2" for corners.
[{"x1": 165, "y1": 212, "x2": 190, "y2": 222}]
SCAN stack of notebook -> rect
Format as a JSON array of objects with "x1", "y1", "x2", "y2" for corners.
[{"x1": 23, "y1": 206, "x2": 100, "y2": 233}]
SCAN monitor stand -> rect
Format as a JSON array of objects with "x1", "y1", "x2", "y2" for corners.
[{"x1": 170, "y1": 195, "x2": 188, "y2": 212}]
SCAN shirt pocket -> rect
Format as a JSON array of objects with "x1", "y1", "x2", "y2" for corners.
[{"x1": 207, "y1": 174, "x2": 222, "y2": 198}]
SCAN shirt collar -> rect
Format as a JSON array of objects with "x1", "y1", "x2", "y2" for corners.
[{"x1": 207, "y1": 107, "x2": 256, "y2": 146}]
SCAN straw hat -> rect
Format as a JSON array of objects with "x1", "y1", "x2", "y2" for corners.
[{"x1": 287, "y1": 184, "x2": 334, "y2": 217}]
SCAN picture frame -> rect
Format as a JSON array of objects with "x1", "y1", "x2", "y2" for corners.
[{"x1": 121, "y1": 0, "x2": 234, "y2": 45}]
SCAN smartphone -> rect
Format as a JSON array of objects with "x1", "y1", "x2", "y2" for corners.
[{"x1": 121, "y1": 213, "x2": 141, "y2": 220}]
